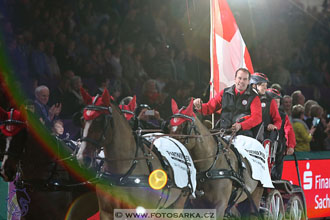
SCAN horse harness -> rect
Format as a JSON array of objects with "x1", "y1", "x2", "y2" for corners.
[
  {"x1": 172, "y1": 112, "x2": 259, "y2": 215},
  {"x1": 0, "y1": 109, "x2": 93, "y2": 192},
  {"x1": 0, "y1": 109, "x2": 26, "y2": 160},
  {"x1": 81, "y1": 99, "x2": 157, "y2": 188},
  {"x1": 15, "y1": 135, "x2": 92, "y2": 192},
  {"x1": 170, "y1": 113, "x2": 200, "y2": 145},
  {"x1": 81, "y1": 101, "x2": 190, "y2": 208},
  {"x1": 170, "y1": 113, "x2": 244, "y2": 184}
]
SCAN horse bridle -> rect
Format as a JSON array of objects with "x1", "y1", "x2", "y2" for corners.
[
  {"x1": 0, "y1": 109, "x2": 26, "y2": 160},
  {"x1": 170, "y1": 112, "x2": 260, "y2": 215},
  {"x1": 80, "y1": 95, "x2": 113, "y2": 150},
  {"x1": 170, "y1": 112, "x2": 200, "y2": 144},
  {"x1": 120, "y1": 109, "x2": 134, "y2": 115}
]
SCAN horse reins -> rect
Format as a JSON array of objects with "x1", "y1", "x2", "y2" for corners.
[
  {"x1": 82, "y1": 102, "x2": 179, "y2": 207},
  {"x1": 170, "y1": 113, "x2": 200, "y2": 145},
  {"x1": 0, "y1": 109, "x2": 96, "y2": 191},
  {"x1": 80, "y1": 101, "x2": 113, "y2": 149},
  {"x1": 81, "y1": 101, "x2": 156, "y2": 163},
  {"x1": 172, "y1": 113, "x2": 260, "y2": 217},
  {"x1": 170, "y1": 111, "x2": 236, "y2": 163}
]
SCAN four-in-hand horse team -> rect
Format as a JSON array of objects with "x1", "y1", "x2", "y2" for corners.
[{"x1": 0, "y1": 68, "x2": 306, "y2": 219}]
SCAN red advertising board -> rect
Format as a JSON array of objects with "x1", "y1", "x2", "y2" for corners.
[{"x1": 282, "y1": 159, "x2": 330, "y2": 218}]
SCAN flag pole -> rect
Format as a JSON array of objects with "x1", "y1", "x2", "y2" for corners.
[
  {"x1": 210, "y1": 0, "x2": 215, "y2": 128},
  {"x1": 209, "y1": 0, "x2": 255, "y2": 130}
]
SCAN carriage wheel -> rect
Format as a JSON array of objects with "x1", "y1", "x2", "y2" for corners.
[
  {"x1": 263, "y1": 189, "x2": 285, "y2": 220},
  {"x1": 285, "y1": 195, "x2": 305, "y2": 220}
]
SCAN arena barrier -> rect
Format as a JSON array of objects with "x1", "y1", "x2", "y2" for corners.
[{"x1": 282, "y1": 151, "x2": 330, "y2": 219}]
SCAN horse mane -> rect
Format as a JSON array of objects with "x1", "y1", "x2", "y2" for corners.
[
  {"x1": 101, "y1": 102, "x2": 137, "y2": 169},
  {"x1": 193, "y1": 115, "x2": 210, "y2": 135},
  {"x1": 110, "y1": 102, "x2": 134, "y2": 134}
]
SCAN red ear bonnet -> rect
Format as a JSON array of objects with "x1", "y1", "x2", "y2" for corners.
[
  {"x1": 0, "y1": 109, "x2": 26, "y2": 136},
  {"x1": 170, "y1": 98, "x2": 195, "y2": 126},
  {"x1": 171, "y1": 99, "x2": 179, "y2": 114},
  {"x1": 80, "y1": 87, "x2": 93, "y2": 105},
  {"x1": 101, "y1": 88, "x2": 111, "y2": 106},
  {"x1": 82, "y1": 88, "x2": 113, "y2": 121},
  {"x1": 119, "y1": 96, "x2": 136, "y2": 120}
]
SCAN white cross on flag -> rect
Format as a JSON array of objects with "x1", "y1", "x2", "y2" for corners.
[{"x1": 210, "y1": 0, "x2": 254, "y2": 99}]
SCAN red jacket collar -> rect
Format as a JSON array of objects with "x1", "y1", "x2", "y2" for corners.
[{"x1": 234, "y1": 87, "x2": 246, "y2": 95}]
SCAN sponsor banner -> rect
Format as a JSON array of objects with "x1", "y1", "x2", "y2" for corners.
[
  {"x1": 282, "y1": 159, "x2": 330, "y2": 218},
  {"x1": 232, "y1": 135, "x2": 273, "y2": 188},
  {"x1": 143, "y1": 134, "x2": 196, "y2": 196}
]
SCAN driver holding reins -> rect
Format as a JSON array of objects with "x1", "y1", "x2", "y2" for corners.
[{"x1": 193, "y1": 68, "x2": 262, "y2": 137}]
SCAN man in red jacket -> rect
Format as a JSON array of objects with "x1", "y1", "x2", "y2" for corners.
[
  {"x1": 193, "y1": 68, "x2": 262, "y2": 137},
  {"x1": 267, "y1": 88, "x2": 296, "y2": 179}
]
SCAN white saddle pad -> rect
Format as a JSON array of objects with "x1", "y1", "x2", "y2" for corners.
[
  {"x1": 143, "y1": 133, "x2": 196, "y2": 197},
  {"x1": 231, "y1": 135, "x2": 274, "y2": 188}
]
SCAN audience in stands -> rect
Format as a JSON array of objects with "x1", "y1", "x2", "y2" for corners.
[{"x1": 0, "y1": 0, "x2": 329, "y2": 149}]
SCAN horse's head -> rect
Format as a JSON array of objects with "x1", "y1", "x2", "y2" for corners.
[
  {"x1": 169, "y1": 98, "x2": 198, "y2": 150},
  {"x1": 76, "y1": 88, "x2": 113, "y2": 167},
  {"x1": 119, "y1": 95, "x2": 136, "y2": 121},
  {"x1": 0, "y1": 107, "x2": 27, "y2": 182}
]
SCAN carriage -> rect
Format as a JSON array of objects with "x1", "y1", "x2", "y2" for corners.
[
  {"x1": 74, "y1": 89, "x2": 308, "y2": 219},
  {"x1": 259, "y1": 154, "x2": 307, "y2": 220},
  {"x1": 167, "y1": 98, "x2": 308, "y2": 220},
  {"x1": 0, "y1": 89, "x2": 308, "y2": 220}
]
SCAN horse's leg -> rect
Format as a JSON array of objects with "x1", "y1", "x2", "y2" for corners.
[
  {"x1": 98, "y1": 195, "x2": 115, "y2": 220},
  {"x1": 97, "y1": 185, "x2": 123, "y2": 220},
  {"x1": 66, "y1": 191, "x2": 99, "y2": 220},
  {"x1": 99, "y1": 210, "x2": 114, "y2": 220},
  {"x1": 204, "y1": 180, "x2": 232, "y2": 220},
  {"x1": 168, "y1": 191, "x2": 189, "y2": 209},
  {"x1": 249, "y1": 186, "x2": 264, "y2": 219},
  {"x1": 215, "y1": 201, "x2": 230, "y2": 220}
]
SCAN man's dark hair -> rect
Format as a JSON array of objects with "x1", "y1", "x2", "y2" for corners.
[
  {"x1": 291, "y1": 90, "x2": 302, "y2": 106},
  {"x1": 235, "y1": 68, "x2": 251, "y2": 79}
]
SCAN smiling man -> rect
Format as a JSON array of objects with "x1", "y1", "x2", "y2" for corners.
[{"x1": 193, "y1": 68, "x2": 262, "y2": 136}]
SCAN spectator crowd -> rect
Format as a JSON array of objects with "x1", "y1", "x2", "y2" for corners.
[{"x1": 0, "y1": 0, "x2": 329, "y2": 150}]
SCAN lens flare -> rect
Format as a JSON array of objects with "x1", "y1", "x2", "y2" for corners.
[{"x1": 148, "y1": 169, "x2": 167, "y2": 190}]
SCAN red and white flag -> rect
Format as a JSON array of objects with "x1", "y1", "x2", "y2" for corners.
[{"x1": 210, "y1": 0, "x2": 254, "y2": 99}]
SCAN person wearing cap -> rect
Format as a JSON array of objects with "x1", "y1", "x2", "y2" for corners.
[
  {"x1": 250, "y1": 72, "x2": 282, "y2": 140},
  {"x1": 266, "y1": 88, "x2": 296, "y2": 180},
  {"x1": 193, "y1": 68, "x2": 262, "y2": 137},
  {"x1": 118, "y1": 96, "x2": 164, "y2": 130}
]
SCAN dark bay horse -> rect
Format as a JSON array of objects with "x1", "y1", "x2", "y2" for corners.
[
  {"x1": 76, "y1": 88, "x2": 188, "y2": 220},
  {"x1": 169, "y1": 98, "x2": 265, "y2": 219},
  {"x1": 0, "y1": 107, "x2": 98, "y2": 220}
]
